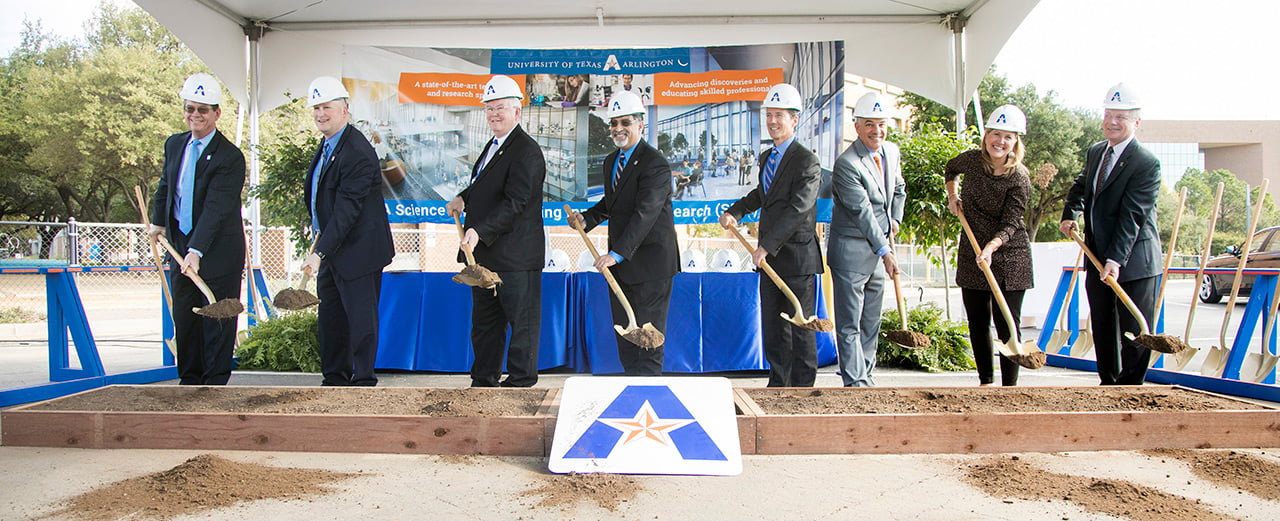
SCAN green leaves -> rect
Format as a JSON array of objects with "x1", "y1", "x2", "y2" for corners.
[
  {"x1": 877, "y1": 302, "x2": 974, "y2": 372},
  {"x1": 235, "y1": 309, "x2": 321, "y2": 373}
]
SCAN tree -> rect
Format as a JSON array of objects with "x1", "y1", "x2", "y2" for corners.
[
  {"x1": 672, "y1": 132, "x2": 688, "y2": 152},
  {"x1": 1175, "y1": 168, "x2": 1280, "y2": 256},
  {"x1": 656, "y1": 131, "x2": 672, "y2": 158}
]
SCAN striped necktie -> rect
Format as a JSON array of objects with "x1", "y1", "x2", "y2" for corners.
[
  {"x1": 761, "y1": 149, "x2": 779, "y2": 193},
  {"x1": 1095, "y1": 146, "x2": 1115, "y2": 193},
  {"x1": 612, "y1": 152, "x2": 626, "y2": 189}
]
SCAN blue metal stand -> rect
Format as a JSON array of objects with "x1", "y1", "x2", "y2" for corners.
[{"x1": 245, "y1": 266, "x2": 275, "y2": 326}]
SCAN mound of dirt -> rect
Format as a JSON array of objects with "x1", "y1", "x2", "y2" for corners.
[
  {"x1": 46, "y1": 454, "x2": 362, "y2": 521},
  {"x1": 520, "y1": 472, "x2": 644, "y2": 512},
  {"x1": 1145, "y1": 449, "x2": 1280, "y2": 501},
  {"x1": 745, "y1": 387, "x2": 1265, "y2": 415}
]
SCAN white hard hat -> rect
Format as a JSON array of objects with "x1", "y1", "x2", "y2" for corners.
[
  {"x1": 1102, "y1": 82, "x2": 1141, "y2": 110},
  {"x1": 680, "y1": 249, "x2": 706, "y2": 272},
  {"x1": 985, "y1": 104, "x2": 1027, "y2": 134},
  {"x1": 307, "y1": 76, "x2": 350, "y2": 107},
  {"x1": 761, "y1": 83, "x2": 803, "y2": 112},
  {"x1": 606, "y1": 91, "x2": 646, "y2": 119},
  {"x1": 180, "y1": 73, "x2": 221, "y2": 105},
  {"x1": 481, "y1": 75, "x2": 524, "y2": 103},
  {"x1": 544, "y1": 249, "x2": 570, "y2": 272},
  {"x1": 853, "y1": 92, "x2": 890, "y2": 119},
  {"x1": 708, "y1": 249, "x2": 740, "y2": 272}
]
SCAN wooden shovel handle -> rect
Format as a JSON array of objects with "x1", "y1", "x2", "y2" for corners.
[
  {"x1": 957, "y1": 208, "x2": 1025, "y2": 346},
  {"x1": 133, "y1": 186, "x2": 177, "y2": 355},
  {"x1": 154, "y1": 235, "x2": 218, "y2": 305},
  {"x1": 452, "y1": 213, "x2": 478, "y2": 267},
  {"x1": 725, "y1": 226, "x2": 808, "y2": 321},
  {"x1": 565, "y1": 205, "x2": 639, "y2": 329},
  {"x1": 299, "y1": 235, "x2": 318, "y2": 292},
  {"x1": 1219, "y1": 179, "x2": 1270, "y2": 347},
  {"x1": 1153, "y1": 186, "x2": 1187, "y2": 320},
  {"x1": 1067, "y1": 229, "x2": 1151, "y2": 336},
  {"x1": 1058, "y1": 250, "x2": 1084, "y2": 330},
  {"x1": 1186, "y1": 182, "x2": 1224, "y2": 340}
]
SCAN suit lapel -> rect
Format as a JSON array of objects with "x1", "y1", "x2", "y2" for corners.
[
  {"x1": 857, "y1": 144, "x2": 885, "y2": 201},
  {"x1": 1098, "y1": 142, "x2": 1135, "y2": 194}
]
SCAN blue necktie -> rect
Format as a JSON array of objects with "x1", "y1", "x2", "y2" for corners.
[
  {"x1": 310, "y1": 142, "x2": 331, "y2": 234},
  {"x1": 761, "y1": 149, "x2": 779, "y2": 193},
  {"x1": 177, "y1": 139, "x2": 200, "y2": 235},
  {"x1": 612, "y1": 152, "x2": 626, "y2": 189},
  {"x1": 476, "y1": 138, "x2": 498, "y2": 178}
]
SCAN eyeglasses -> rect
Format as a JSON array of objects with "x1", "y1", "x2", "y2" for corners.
[
  {"x1": 483, "y1": 104, "x2": 516, "y2": 113},
  {"x1": 184, "y1": 105, "x2": 214, "y2": 114},
  {"x1": 609, "y1": 118, "x2": 635, "y2": 128}
]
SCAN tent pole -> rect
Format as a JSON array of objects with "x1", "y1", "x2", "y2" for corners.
[
  {"x1": 247, "y1": 25, "x2": 263, "y2": 268},
  {"x1": 949, "y1": 14, "x2": 967, "y2": 136}
]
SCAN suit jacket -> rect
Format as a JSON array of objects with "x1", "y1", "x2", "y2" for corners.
[
  {"x1": 581, "y1": 139, "x2": 679, "y2": 284},
  {"x1": 725, "y1": 142, "x2": 823, "y2": 276},
  {"x1": 1061, "y1": 139, "x2": 1162, "y2": 282},
  {"x1": 458, "y1": 125, "x2": 546, "y2": 272},
  {"x1": 827, "y1": 139, "x2": 906, "y2": 271},
  {"x1": 151, "y1": 129, "x2": 245, "y2": 279},
  {"x1": 305, "y1": 124, "x2": 394, "y2": 280}
]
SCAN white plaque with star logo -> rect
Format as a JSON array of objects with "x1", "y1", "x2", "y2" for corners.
[{"x1": 548, "y1": 376, "x2": 741, "y2": 475}]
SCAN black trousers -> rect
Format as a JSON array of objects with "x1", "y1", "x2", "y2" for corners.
[
  {"x1": 316, "y1": 268, "x2": 383, "y2": 386},
  {"x1": 170, "y1": 269, "x2": 240, "y2": 385},
  {"x1": 469, "y1": 270, "x2": 541, "y2": 387},
  {"x1": 760, "y1": 273, "x2": 818, "y2": 387},
  {"x1": 610, "y1": 276, "x2": 673, "y2": 376},
  {"x1": 961, "y1": 287, "x2": 1024, "y2": 386},
  {"x1": 1086, "y1": 273, "x2": 1157, "y2": 385}
]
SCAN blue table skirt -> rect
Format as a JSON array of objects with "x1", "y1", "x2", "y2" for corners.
[{"x1": 375, "y1": 271, "x2": 836, "y2": 374}]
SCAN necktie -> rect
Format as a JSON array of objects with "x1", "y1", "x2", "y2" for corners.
[
  {"x1": 476, "y1": 138, "x2": 498, "y2": 177},
  {"x1": 310, "y1": 142, "x2": 331, "y2": 234},
  {"x1": 874, "y1": 153, "x2": 891, "y2": 236},
  {"x1": 612, "y1": 152, "x2": 626, "y2": 189},
  {"x1": 1095, "y1": 146, "x2": 1115, "y2": 193},
  {"x1": 761, "y1": 149, "x2": 779, "y2": 193},
  {"x1": 177, "y1": 139, "x2": 200, "y2": 235}
]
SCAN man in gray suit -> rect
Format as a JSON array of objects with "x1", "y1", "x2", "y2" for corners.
[{"x1": 828, "y1": 92, "x2": 905, "y2": 387}]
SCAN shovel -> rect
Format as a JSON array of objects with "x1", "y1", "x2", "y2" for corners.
[
  {"x1": 565, "y1": 205, "x2": 664, "y2": 349},
  {"x1": 272, "y1": 237, "x2": 320, "y2": 310},
  {"x1": 1204, "y1": 179, "x2": 1269, "y2": 377},
  {"x1": 1240, "y1": 274, "x2": 1280, "y2": 382},
  {"x1": 726, "y1": 226, "x2": 836, "y2": 333},
  {"x1": 1047, "y1": 250, "x2": 1084, "y2": 354},
  {"x1": 957, "y1": 208, "x2": 1044, "y2": 369},
  {"x1": 1070, "y1": 316, "x2": 1095, "y2": 358},
  {"x1": 450, "y1": 213, "x2": 502, "y2": 290},
  {"x1": 1069, "y1": 230, "x2": 1189, "y2": 354},
  {"x1": 1170, "y1": 183, "x2": 1224, "y2": 371},
  {"x1": 153, "y1": 235, "x2": 245, "y2": 319},
  {"x1": 1149, "y1": 186, "x2": 1188, "y2": 367},
  {"x1": 131, "y1": 186, "x2": 178, "y2": 356}
]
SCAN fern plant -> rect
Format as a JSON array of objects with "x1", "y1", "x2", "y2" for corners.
[
  {"x1": 235, "y1": 310, "x2": 321, "y2": 372},
  {"x1": 878, "y1": 302, "x2": 974, "y2": 372}
]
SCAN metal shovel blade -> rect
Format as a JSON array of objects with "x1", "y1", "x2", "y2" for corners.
[
  {"x1": 1167, "y1": 347, "x2": 1199, "y2": 371},
  {"x1": 1069, "y1": 329, "x2": 1094, "y2": 358},
  {"x1": 782, "y1": 312, "x2": 835, "y2": 333},
  {"x1": 615, "y1": 322, "x2": 665, "y2": 349},
  {"x1": 1199, "y1": 346, "x2": 1230, "y2": 377}
]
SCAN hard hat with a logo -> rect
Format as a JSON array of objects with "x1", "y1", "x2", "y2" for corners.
[
  {"x1": 307, "y1": 76, "x2": 350, "y2": 107},
  {"x1": 985, "y1": 104, "x2": 1027, "y2": 134},
  {"x1": 761, "y1": 83, "x2": 803, "y2": 112},
  {"x1": 1102, "y1": 82, "x2": 1141, "y2": 110},
  {"x1": 853, "y1": 92, "x2": 890, "y2": 119},
  {"x1": 606, "y1": 91, "x2": 646, "y2": 119},
  {"x1": 481, "y1": 75, "x2": 524, "y2": 103},
  {"x1": 180, "y1": 73, "x2": 221, "y2": 105}
]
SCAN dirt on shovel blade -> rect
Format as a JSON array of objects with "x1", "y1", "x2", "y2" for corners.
[
  {"x1": 452, "y1": 265, "x2": 502, "y2": 289},
  {"x1": 274, "y1": 288, "x2": 319, "y2": 310},
  {"x1": 1133, "y1": 333, "x2": 1190, "y2": 354},
  {"x1": 885, "y1": 329, "x2": 930, "y2": 347},
  {"x1": 799, "y1": 317, "x2": 835, "y2": 332},
  {"x1": 1008, "y1": 350, "x2": 1047, "y2": 370},
  {"x1": 624, "y1": 326, "x2": 665, "y2": 349},
  {"x1": 196, "y1": 298, "x2": 244, "y2": 318}
]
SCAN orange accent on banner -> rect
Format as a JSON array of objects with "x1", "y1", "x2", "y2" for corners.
[
  {"x1": 398, "y1": 73, "x2": 527, "y2": 106},
  {"x1": 653, "y1": 69, "x2": 784, "y2": 105}
]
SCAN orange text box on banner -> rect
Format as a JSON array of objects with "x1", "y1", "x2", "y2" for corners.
[
  {"x1": 653, "y1": 69, "x2": 783, "y2": 105},
  {"x1": 398, "y1": 73, "x2": 527, "y2": 106}
]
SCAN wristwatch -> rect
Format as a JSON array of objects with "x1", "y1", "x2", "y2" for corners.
[{"x1": 315, "y1": 250, "x2": 326, "y2": 261}]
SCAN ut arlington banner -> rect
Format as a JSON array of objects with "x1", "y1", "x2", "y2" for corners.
[{"x1": 341, "y1": 42, "x2": 844, "y2": 225}]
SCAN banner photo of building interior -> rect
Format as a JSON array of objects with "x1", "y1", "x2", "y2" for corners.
[{"x1": 341, "y1": 41, "x2": 844, "y2": 225}]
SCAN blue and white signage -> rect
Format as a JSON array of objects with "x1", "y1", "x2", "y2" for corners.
[
  {"x1": 490, "y1": 48, "x2": 692, "y2": 75},
  {"x1": 549, "y1": 376, "x2": 741, "y2": 475}
]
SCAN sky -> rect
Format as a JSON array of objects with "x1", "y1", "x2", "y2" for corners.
[{"x1": 2, "y1": 0, "x2": 1278, "y2": 120}]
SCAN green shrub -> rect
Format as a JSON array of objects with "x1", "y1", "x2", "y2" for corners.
[
  {"x1": 0, "y1": 306, "x2": 45, "y2": 324},
  {"x1": 878, "y1": 302, "x2": 974, "y2": 372},
  {"x1": 235, "y1": 310, "x2": 321, "y2": 372}
]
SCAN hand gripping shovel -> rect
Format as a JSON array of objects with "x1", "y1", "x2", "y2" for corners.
[
  {"x1": 726, "y1": 226, "x2": 835, "y2": 333},
  {"x1": 131, "y1": 186, "x2": 178, "y2": 355},
  {"x1": 1150, "y1": 186, "x2": 1188, "y2": 367},
  {"x1": 1207, "y1": 179, "x2": 1271, "y2": 378},
  {"x1": 273, "y1": 237, "x2": 320, "y2": 310},
  {"x1": 1171, "y1": 182, "x2": 1224, "y2": 371},
  {"x1": 154, "y1": 235, "x2": 244, "y2": 319},
  {"x1": 957, "y1": 208, "x2": 1045, "y2": 369},
  {"x1": 565, "y1": 204, "x2": 664, "y2": 349},
  {"x1": 1069, "y1": 230, "x2": 1189, "y2": 355},
  {"x1": 451, "y1": 214, "x2": 502, "y2": 290}
]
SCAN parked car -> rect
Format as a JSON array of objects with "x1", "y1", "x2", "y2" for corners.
[{"x1": 1199, "y1": 225, "x2": 1280, "y2": 303}]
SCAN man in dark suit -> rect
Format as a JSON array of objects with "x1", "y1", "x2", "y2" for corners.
[
  {"x1": 1060, "y1": 83, "x2": 1162, "y2": 385},
  {"x1": 445, "y1": 75, "x2": 547, "y2": 387},
  {"x1": 149, "y1": 73, "x2": 244, "y2": 386},
  {"x1": 302, "y1": 75, "x2": 394, "y2": 386},
  {"x1": 720, "y1": 83, "x2": 823, "y2": 387},
  {"x1": 567, "y1": 91, "x2": 678, "y2": 376}
]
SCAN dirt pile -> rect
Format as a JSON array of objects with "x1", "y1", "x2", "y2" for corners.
[
  {"x1": 520, "y1": 472, "x2": 644, "y2": 512},
  {"x1": 1146, "y1": 449, "x2": 1280, "y2": 501},
  {"x1": 745, "y1": 387, "x2": 1265, "y2": 415}
]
